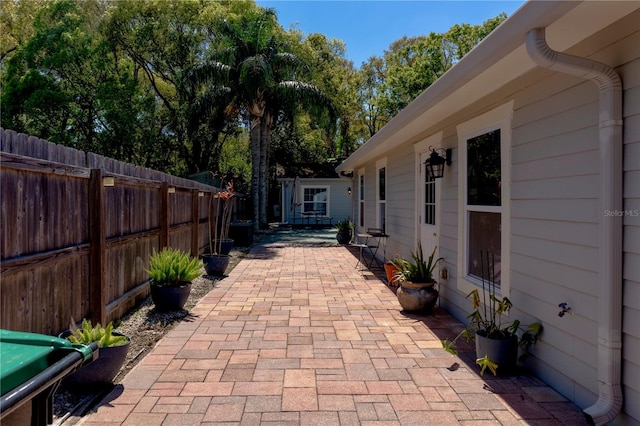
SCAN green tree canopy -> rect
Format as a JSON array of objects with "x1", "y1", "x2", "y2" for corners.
[{"x1": 1, "y1": 0, "x2": 508, "y2": 223}]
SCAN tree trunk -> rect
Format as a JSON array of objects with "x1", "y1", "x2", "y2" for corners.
[
  {"x1": 249, "y1": 100, "x2": 265, "y2": 232},
  {"x1": 258, "y1": 112, "x2": 272, "y2": 228},
  {"x1": 250, "y1": 115, "x2": 262, "y2": 232}
]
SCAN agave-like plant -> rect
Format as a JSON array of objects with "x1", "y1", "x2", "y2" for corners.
[
  {"x1": 147, "y1": 247, "x2": 202, "y2": 287},
  {"x1": 391, "y1": 243, "x2": 443, "y2": 283},
  {"x1": 66, "y1": 319, "x2": 128, "y2": 348}
]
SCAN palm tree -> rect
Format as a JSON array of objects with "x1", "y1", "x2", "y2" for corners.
[{"x1": 211, "y1": 8, "x2": 335, "y2": 230}]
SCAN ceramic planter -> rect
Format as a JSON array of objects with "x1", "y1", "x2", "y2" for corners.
[
  {"x1": 210, "y1": 238, "x2": 234, "y2": 255},
  {"x1": 150, "y1": 282, "x2": 191, "y2": 311},
  {"x1": 396, "y1": 280, "x2": 438, "y2": 313},
  {"x1": 202, "y1": 254, "x2": 231, "y2": 276},
  {"x1": 336, "y1": 230, "x2": 352, "y2": 244},
  {"x1": 475, "y1": 332, "x2": 518, "y2": 374},
  {"x1": 59, "y1": 331, "x2": 130, "y2": 388}
]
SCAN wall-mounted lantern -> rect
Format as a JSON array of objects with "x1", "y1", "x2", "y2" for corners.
[
  {"x1": 102, "y1": 177, "x2": 115, "y2": 187},
  {"x1": 347, "y1": 187, "x2": 352, "y2": 195},
  {"x1": 424, "y1": 147, "x2": 452, "y2": 179}
]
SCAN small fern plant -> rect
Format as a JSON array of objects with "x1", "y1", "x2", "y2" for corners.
[
  {"x1": 66, "y1": 319, "x2": 128, "y2": 348},
  {"x1": 147, "y1": 247, "x2": 202, "y2": 287}
]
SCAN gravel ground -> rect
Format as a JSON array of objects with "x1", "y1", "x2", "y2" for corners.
[{"x1": 52, "y1": 248, "x2": 249, "y2": 425}]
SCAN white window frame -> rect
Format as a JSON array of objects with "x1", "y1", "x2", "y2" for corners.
[
  {"x1": 376, "y1": 158, "x2": 387, "y2": 232},
  {"x1": 358, "y1": 168, "x2": 365, "y2": 228},
  {"x1": 456, "y1": 101, "x2": 513, "y2": 297},
  {"x1": 301, "y1": 185, "x2": 330, "y2": 217}
]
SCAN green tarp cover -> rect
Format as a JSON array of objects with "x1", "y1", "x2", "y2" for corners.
[{"x1": 0, "y1": 329, "x2": 93, "y2": 395}]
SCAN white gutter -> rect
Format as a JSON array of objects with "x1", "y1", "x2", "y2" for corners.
[{"x1": 525, "y1": 28, "x2": 623, "y2": 426}]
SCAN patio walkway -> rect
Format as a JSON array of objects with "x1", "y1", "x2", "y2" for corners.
[{"x1": 78, "y1": 232, "x2": 588, "y2": 425}]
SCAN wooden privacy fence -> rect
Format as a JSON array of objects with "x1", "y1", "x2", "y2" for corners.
[{"x1": 0, "y1": 128, "x2": 220, "y2": 336}]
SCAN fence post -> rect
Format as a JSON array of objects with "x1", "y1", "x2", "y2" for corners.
[
  {"x1": 192, "y1": 189, "x2": 199, "y2": 256},
  {"x1": 89, "y1": 169, "x2": 107, "y2": 326},
  {"x1": 160, "y1": 182, "x2": 169, "y2": 248}
]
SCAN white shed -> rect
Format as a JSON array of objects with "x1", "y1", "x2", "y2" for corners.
[{"x1": 277, "y1": 163, "x2": 353, "y2": 227}]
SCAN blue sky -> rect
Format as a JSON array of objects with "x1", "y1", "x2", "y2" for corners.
[{"x1": 256, "y1": 1, "x2": 524, "y2": 67}]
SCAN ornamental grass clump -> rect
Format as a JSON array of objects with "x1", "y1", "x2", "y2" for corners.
[
  {"x1": 147, "y1": 247, "x2": 202, "y2": 287},
  {"x1": 66, "y1": 319, "x2": 128, "y2": 348}
]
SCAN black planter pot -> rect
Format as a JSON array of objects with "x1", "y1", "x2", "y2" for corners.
[
  {"x1": 59, "y1": 331, "x2": 130, "y2": 388},
  {"x1": 229, "y1": 222, "x2": 254, "y2": 247},
  {"x1": 396, "y1": 281, "x2": 439, "y2": 313},
  {"x1": 475, "y1": 332, "x2": 518, "y2": 374},
  {"x1": 210, "y1": 239, "x2": 234, "y2": 255},
  {"x1": 202, "y1": 254, "x2": 231, "y2": 276},
  {"x1": 150, "y1": 282, "x2": 191, "y2": 311},
  {"x1": 336, "y1": 230, "x2": 352, "y2": 244}
]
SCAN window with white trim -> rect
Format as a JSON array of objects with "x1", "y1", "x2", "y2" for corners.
[
  {"x1": 457, "y1": 101, "x2": 512, "y2": 295},
  {"x1": 376, "y1": 159, "x2": 387, "y2": 232},
  {"x1": 302, "y1": 186, "x2": 329, "y2": 216},
  {"x1": 467, "y1": 129, "x2": 502, "y2": 286},
  {"x1": 358, "y1": 169, "x2": 365, "y2": 227}
]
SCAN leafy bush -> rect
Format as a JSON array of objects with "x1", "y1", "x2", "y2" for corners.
[
  {"x1": 335, "y1": 218, "x2": 354, "y2": 232},
  {"x1": 147, "y1": 247, "x2": 202, "y2": 286},
  {"x1": 66, "y1": 319, "x2": 128, "y2": 348}
]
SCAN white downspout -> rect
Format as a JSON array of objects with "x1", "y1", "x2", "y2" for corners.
[{"x1": 525, "y1": 28, "x2": 623, "y2": 425}]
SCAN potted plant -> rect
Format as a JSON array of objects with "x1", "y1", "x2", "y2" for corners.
[
  {"x1": 335, "y1": 218, "x2": 353, "y2": 244},
  {"x1": 60, "y1": 319, "x2": 130, "y2": 387},
  {"x1": 384, "y1": 260, "x2": 400, "y2": 287},
  {"x1": 391, "y1": 243, "x2": 443, "y2": 313},
  {"x1": 147, "y1": 247, "x2": 202, "y2": 311},
  {"x1": 441, "y1": 252, "x2": 543, "y2": 375},
  {"x1": 203, "y1": 176, "x2": 235, "y2": 275}
]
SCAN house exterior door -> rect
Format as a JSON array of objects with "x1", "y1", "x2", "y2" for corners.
[{"x1": 418, "y1": 149, "x2": 440, "y2": 259}]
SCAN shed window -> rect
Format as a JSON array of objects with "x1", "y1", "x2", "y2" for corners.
[{"x1": 302, "y1": 187, "x2": 328, "y2": 216}]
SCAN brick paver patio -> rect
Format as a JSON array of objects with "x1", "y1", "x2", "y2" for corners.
[{"x1": 78, "y1": 237, "x2": 588, "y2": 425}]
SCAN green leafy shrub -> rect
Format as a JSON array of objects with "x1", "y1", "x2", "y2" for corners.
[
  {"x1": 147, "y1": 247, "x2": 203, "y2": 286},
  {"x1": 66, "y1": 319, "x2": 128, "y2": 348}
]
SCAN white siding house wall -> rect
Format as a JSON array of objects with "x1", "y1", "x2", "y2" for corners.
[
  {"x1": 619, "y1": 14, "x2": 640, "y2": 425},
  {"x1": 356, "y1": 142, "x2": 416, "y2": 260},
  {"x1": 342, "y1": 6, "x2": 639, "y2": 424},
  {"x1": 510, "y1": 74, "x2": 601, "y2": 407}
]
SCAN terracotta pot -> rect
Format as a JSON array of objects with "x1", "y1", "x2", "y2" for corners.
[
  {"x1": 384, "y1": 262, "x2": 399, "y2": 286},
  {"x1": 150, "y1": 282, "x2": 191, "y2": 311},
  {"x1": 396, "y1": 280, "x2": 438, "y2": 313}
]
